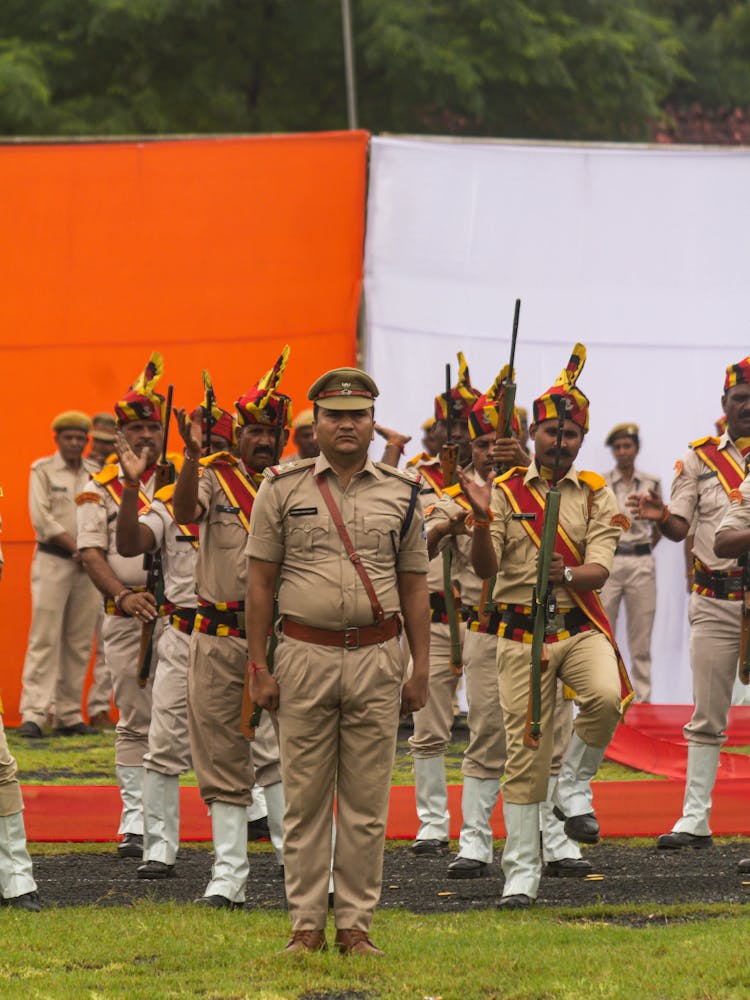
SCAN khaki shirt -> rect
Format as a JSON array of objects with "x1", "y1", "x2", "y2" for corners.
[
  {"x1": 605, "y1": 467, "x2": 660, "y2": 549},
  {"x1": 140, "y1": 501, "x2": 198, "y2": 608},
  {"x1": 489, "y1": 461, "x2": 621, "y2": 609},
  {"x1": 427, "y1": 467, "x2": 484, "y2": 606},
  {"x1": 194, "y1": 459, "x2": 260, "y2": 605},
  {"x1": 30, "y1": 452, "x2": 98, "y2": 543},
  {"x1": 246, "y1": 453, "x2": 428, "y2": 630},
  {"x1": 76, "y1": 465, "x2": 158, "y2": 587},
  {"x1": 669, "y1": 433, "x2": 744, "y2": 572}
]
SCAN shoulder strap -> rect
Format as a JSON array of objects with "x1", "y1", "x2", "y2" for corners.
[
  {"x1": 314, "y1": 473, "x2": 385, "y2": 624},
  {"x1": 400, "y1": 481, "x2": 420, "y2": 541}
]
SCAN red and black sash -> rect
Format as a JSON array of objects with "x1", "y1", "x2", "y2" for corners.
[
  {"x1": 211, "y1": 461, "x2": 258, "y2": 534},
  {"x1": 496, "y1": 472, "x2": 634, "y2": 708},
  {"x1": 692, "y1": 440, "x2": 745, "y2": 502},
  {"x1": 416, "y1": 461, "x2": 445, "y2": 496},
  {"x1": 102, "y1": 474, "x2": 152, "y2": 514}
]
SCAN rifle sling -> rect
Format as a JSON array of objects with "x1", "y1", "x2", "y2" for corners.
[{"x1": 314, "y1": 473, "x2": 385, "y2": 625}]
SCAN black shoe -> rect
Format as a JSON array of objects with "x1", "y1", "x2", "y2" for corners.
[
  {"x1": 54, "y1": 722, "x2": 100, "y2": 736},
  {"x1": 2, "y1": 891, "x2": 42, "y2": 912},
  {"x1": 656, "y1": 831, "x2": 713, "y2": 850},
  {"x1": 545, "y1": 857, "x2": 594, "y2": 878},
  {"x1": 137, "y1": 860, "x2": 175, "y2": 879},
  {"x1": 497, "y1": 893, "x2": 533, "y2": 910},
  {"x1": 447, "y1": 856, "x2": 489, "y2": 879},
  {"x1": 17, "y1": 721, "x2": 43, "y2": 740},
  {"x1": 738, "y1": 858, "x2": 750, "y2": 873},
  {"x1": 247, "y1": 816, "x2": 270, "y2": 841},
  {"x1": 193, "y1": 894, "x2": 243, "y2": 910},
  {"x1": 411, "y1": 838, "x2": 449, "y2": 856},
  {"x1": 553, "y1": 807, "x2": 600, "y2": 845},
  {"x1": 117, "y1": 833, "x2": 144, "y2": 859}
]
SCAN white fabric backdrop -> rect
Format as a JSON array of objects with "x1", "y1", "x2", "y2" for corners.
[{"x1": 364, "y1": 136, "x2": 750, "y2": 704}]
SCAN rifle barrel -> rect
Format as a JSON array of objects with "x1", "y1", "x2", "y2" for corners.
[{"x1": 160, "y1": 384, "x2": 174, "y2": 464}]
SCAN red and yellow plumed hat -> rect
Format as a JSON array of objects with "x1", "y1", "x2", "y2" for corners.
[
  {"x1": 724, "y1": 356, "x2": 750, "y2": 392},
  {"x1": 468, "y1": 365, "x2": 522, "y2": 440},
  {"x1": 532, "y1": 343, "x2": 589, "y2": 432},
  {"x1": 190, "y1": 370, "x2": 235, "y2": 445},
  {"x1": 434, "y1": 351, "x2": 481, "y2": 422},
  {"x1": 235, "y1": 345, "x2": 293, "y2": 428},
  {"x1": 114, "y1": 352, "x2": 165, "y2": 426}
]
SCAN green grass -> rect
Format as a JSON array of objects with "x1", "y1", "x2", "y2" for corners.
[{"x1": 2, "y1": 903, "x2": 750, "y2": 999}]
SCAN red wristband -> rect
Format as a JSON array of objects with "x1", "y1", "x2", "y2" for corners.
[{"x1": 249, "y1": 662, "x2": 268, "y2": 676}]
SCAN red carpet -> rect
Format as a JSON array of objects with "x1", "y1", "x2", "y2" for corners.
[{"x1": 20, "y1": 706, "x2": 750, "y2": 842}]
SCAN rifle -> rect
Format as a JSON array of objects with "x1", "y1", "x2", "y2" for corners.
[
  {"x1": 204, "y1": 383, "x2": 215, "y2": 456},
  {"x1": 137, "y1": 384, "x2": 174, "y2": 688},
  {"x1": 440, "y1": 363, "x2": 463, "y2": 675},
  {"x1": 243, "y1": 396, "x2": 288, "y2": 736},
  {"x1": 523, "y1": 395, "x2": 566, "y2": 749}
]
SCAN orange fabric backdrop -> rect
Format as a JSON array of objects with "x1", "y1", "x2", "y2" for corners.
[{"x1": 0, "y1": 131, "x2": 368, "y2": 723}]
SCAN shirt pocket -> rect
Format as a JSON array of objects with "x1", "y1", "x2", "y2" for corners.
[
  {"x1": 210, "y1": 508, "x2": 245, "y2": 550},
  {"x1": 285, "y1": 513, "x2": 330, "y2": 555},
  {"x1": 360, "y1": 513, "x2": 402, "y2": 561}
]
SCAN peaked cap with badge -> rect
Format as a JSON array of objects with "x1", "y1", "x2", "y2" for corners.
[
  {"x1": 308, "y1": 367, "x2": 379, "y2": 410},
  {"x1": 114, "y1": 352, "x2": 165, "y2": 425},
  {"x1": 235, "y1": 345, "x2": 292, "y2": 428},
  {"x1": 433, "y1": 351, "x2": 481, "y2": 422},
  {"x1": 532, "y1": 343, "x2": 589, "y2": 432},
  {"x1": 605, "y1": 423, "x2": 639, "y2": 447},
  {"x1": 468, "y1": 365, "x2": 522, "y2": 440}
]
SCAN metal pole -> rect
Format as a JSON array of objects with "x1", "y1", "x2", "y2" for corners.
[{"x1": 341, "y1": 0, "x2": 358, "y2": 130}]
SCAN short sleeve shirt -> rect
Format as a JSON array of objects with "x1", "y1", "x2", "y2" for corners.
[
  {"x1": 140, "y1": 501, "x2": 198, "y2": 608},
  {"x1": 605, "y1": 467, "x2": 660, "y2": 548},
  {"x1": 30, "y1": 452, "x2": 98, "y2": 543}
]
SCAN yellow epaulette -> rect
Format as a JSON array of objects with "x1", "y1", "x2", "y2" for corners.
[
  {"x1": 690, "y1": 435, "x2": 719, "y2": 450},
  {"x1": 406, "y1": 451, "x2": 433, "y2": 468},
  {"x1": 493, "y1": 466, "x2": 527, "y2": 486},
  {"x1": 578, "y1": 470, "x2": 607, "y2": 492},
  {"x1": 375, "y1": 462, "x2": 422, "y2": 486},
  {"x1": 263, "y1": 457, "x2": 317, "y2": 482},
  {"x1": 443, "y1": 482, "x2": 463, "y2": 498},
  {"x1": 93, "y1": 464, "x2": 120, "y2": 485},
  {"x1": 199, "y1": 451, "x2": 237, "y2": 468},
  {"x1": 167, "y1": 451, "x2": 184, "y2": 473},
  {"x1": 155, "y1": 483, "x2": 176, "y2": 503}
]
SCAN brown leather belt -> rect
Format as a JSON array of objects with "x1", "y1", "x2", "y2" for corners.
[{"x1": 282, "y1": 616, "x2": 401, "y2": 650}]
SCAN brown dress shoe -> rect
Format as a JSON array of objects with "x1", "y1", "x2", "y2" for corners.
[
  {"x1": 283, "y1": 930, "x2": 327, "y2": 954},
  {"x1": 334, "y1": 929, "x2": 384, "y2": 956}
]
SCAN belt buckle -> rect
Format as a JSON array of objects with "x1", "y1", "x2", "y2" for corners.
[{"x1": 343, "y1": 627, "x2": 360, "y2": 650}]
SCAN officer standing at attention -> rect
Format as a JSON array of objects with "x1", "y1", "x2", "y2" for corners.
[
  {"x1": 600, "y1": 423, "x2": 661, "y2": 703},
  {"x1": 462, "y1": 346, "x2": 631, "y2": 909},
  {"x1": 247, "y1": 367, "x2": 430, "y2": 956},
  {"x1": 18, "y1": 411, "x2": 100, "y2": 738}
]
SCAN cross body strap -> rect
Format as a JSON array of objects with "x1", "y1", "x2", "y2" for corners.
[{"x1": 314, "y1": 473, "x2": 385, "y2": 624}]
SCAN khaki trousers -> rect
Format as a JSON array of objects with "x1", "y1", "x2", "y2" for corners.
[
  {"x1": 144, "y1": 624, "x2": 192, "y2": 776},
  {"x1": 87, "y1": 607, "x2": 113, "y2": 718},
  {"x1": 0, "y1": 715, "x2": 23, "y2": 816},
  {"x1": 102, "y1": 614, "x2": 161, "y2": 767},
  {"x1": 20, "y1": 550, "x2": 100, "y2": 727},
  {"x1": 498, "y1": 631, "x2": 621, "y2": 804},
  {"x1": 600, "y1": 553, "x2": 656, "y2": 703},
  {"x1": 462, "y1": 630, "x2": 506, "y2": 780},
  {"x1": 409, "y1": 623, "x2": 462, "y2": 758},
  {"x1": 274, "y1": 633, "x2": 404, "y2": 932},
  {"x1": 684, "y1": 594, "x2": 742, "y2": 747}
]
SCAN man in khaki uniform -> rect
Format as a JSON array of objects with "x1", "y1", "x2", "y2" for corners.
[
  {"x1": 631, "y1": 355, "x2": 750, "y2": 853},
  {"x1": 408, "y1": 357, "x2": 480, "y2": 855},
  {"x1": 0, "y1": 517, "x2": 40, "y2": 910},
  {"x1": 18, "y1": 411, "x2": 100, "y2": 738},
  {"x1": 463, "y1": 345, "x2": 629, "y2": 908},
  {"x1": 77, "y1": 354, "x2": 168, "y2": 858},
  {"x1": 284, "y1": 408, "x2": 319, "y2": 462},
  {"x1": 173, "y1": 351, "x2": 289, "y2": 908},
  {"x1": 600, "y1": 423, "x2": 661, "y2": 703},
  {"x1": 247, "y1": 367, "x2": 430, "y2": 956}
]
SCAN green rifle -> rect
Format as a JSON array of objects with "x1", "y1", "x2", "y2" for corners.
[
  {"x1": 524, "y1": 395, "x2": 566, "y2": 749},
  {"x1": 440, "y1": 363, "x2": 462, "y2": 674}
]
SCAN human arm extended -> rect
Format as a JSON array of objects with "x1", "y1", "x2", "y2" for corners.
[{"x1": 398, "y1": 571, "x2": 430, "y2": 716}]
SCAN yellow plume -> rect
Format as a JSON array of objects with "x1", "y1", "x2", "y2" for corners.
[
  {"x1": 256, "y1": 345, "x2": 291, "y2": 402},
  {"x1": 553, "y1": 343, "x2": 586, "y2": 390},
  {"x1": 131, "y1": 351, "x2": 163, "y2": 395}
]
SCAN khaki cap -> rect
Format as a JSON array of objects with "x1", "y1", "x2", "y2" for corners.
[
  {"x1": 292, "y1": 408, "x2": 315, "y2": 429},
  {"x1": 92, "y1": 412, "x2": 116, "y2": 430},
  {"x1": 308, "y1": 368, "x2": 379, "y2": 411},
  {"x1": 91, "y1": 429, "x2": 116, "y2": 443},
  {"x1": 51, "y1": 410, "x2": 91, "y2": 433},
  {"x1": 606, "y1": 422, "x2": 639, "y2": 446}
]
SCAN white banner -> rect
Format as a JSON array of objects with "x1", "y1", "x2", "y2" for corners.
[{"x1": 364, "y1": 136, "x2": 750, "y2": 704}]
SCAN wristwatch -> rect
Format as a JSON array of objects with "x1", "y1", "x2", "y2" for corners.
[{"x1": 563, "y1": 566, "x2": 574, "y2": 585}]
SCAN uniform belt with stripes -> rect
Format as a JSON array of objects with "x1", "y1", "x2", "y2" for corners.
[
  {"x1": 692, "y1": 557, "x2": 743, "y2": 601},
  {"x1": 170, "y1": 606, "x2": 198, "y2": 635},
  {"x1": 494, "y1": 603, "x2": 593, "y2": 645},
  {"x1": 194, "y1": 598, "x2": 246, "y2": 638},
  {"x1": 429, "y1": 591, "x2": 461, "y2": 625},
  {"x1": 461, "y1": 604, "x2": 502, "y2": 636},
  {"x1": 104, "y1": 589, "x2": 175, "y2": 618}
]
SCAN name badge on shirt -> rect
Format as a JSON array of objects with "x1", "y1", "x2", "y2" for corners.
[
  {"x1": 511, "y1": 512, "x2": 536, "y2": 521},
  {"x1": 51, "y1": 486, "x2": 67, "y2": 493},
  {"x1": 288, "y1": 507, "x2": 318, "y2": 517},
  {"x1": 216, "y1": 504, "x2": 240, "y2": 514},
  {"x1": 175, "y1": 535, "x2": 199, "y2": 542}
]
